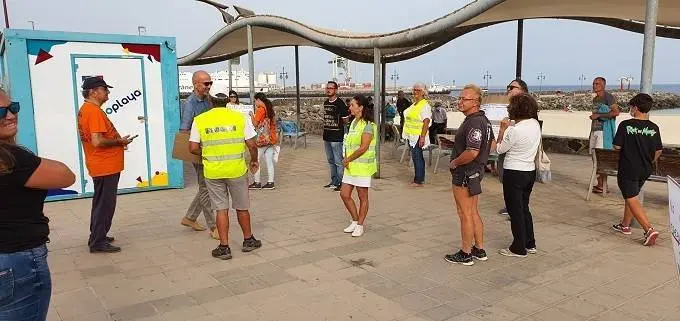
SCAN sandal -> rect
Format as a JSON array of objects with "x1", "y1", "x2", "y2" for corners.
[{"x1": 592, "y1": 186, "x2": 604, "y2": 194}]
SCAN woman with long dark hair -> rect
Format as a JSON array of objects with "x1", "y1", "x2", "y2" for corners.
[
  {"x1": 495, "y1": 93, "x2": 542, "y2": 257},
  {"x1": 227, "y1": 90, "x2": 240, "y2": 107},
  {"x1": 340, "y1": 95, "x2": 377, "y2": 237},
  {"x1": 249, "y1": 92, "x2": 278, "y2": 190},
  {"x1": 0, "y1": 88, "x2": 75, "y2": 320}
]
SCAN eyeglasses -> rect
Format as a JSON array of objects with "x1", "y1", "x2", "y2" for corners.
[
  {"x1": 506, "y1": 85, "x2": 520, "y2": 91},
  {"x1": 203, "y1": 81, "x2": 213, "y2": 86},
  {"x1": 0, "y1": 102, "x2": 20, "y2": 119},
  {"x1": 229, "y1": 95, "x2": 238, "y2": 98},
  {"x1": 458, "y1": 97, "x2": 478, "y2": 102}
]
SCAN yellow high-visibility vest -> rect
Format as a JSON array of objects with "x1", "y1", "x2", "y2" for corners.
[
  {"x1": 344, "y1": 119, "x2": 377, "y2": 177},
  {"x1": 194, "y1": 108, "x2": 247, "y2": 179},
  {"x1": 403, "y1": 99, "x2": 429, "y2": 135}
]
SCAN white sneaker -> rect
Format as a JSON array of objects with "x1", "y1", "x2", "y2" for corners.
[
  {"x1": 344, "y1": 221, "x2": 358, "y2": 233},
  {"x1": 526, "y1": 248, "x2": 537, "y2": 254},
  {"x1": 498, "y1": 249, "x2": 527, "y2": 258},
  {"x1": 352, "y1": 225, "x2": 364, "y2": 237}
]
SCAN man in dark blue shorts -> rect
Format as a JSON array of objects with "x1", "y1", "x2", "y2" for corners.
[{"x1": 611, "y1": 93, "x2": 662, "y2": 246}]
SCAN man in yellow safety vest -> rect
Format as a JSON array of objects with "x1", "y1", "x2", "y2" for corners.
[{"x1": 189, "y1": 105, "x2": 262, "y2": 260}]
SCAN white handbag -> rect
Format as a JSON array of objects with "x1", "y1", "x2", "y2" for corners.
[{"x1": 535, "y1": 135, "x2": 552, "y2": 183}]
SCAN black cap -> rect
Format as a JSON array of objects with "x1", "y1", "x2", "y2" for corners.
[{"x1": 82, "y1": 77, "x2": 113, "y2": 90}]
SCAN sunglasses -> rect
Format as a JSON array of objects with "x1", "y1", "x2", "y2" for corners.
[
  {"x1": 229, "y1": 95, "x2": 238, "y2": 98},
  {"x1": 507, "y1": 85, "x2": 520, "y2": 91},
  {"x1": 0, "y1": 102, "x2": 20, "y2": 119},
  {"x1": 203, "y1": 81, "x2": 213, "y2": 86}
]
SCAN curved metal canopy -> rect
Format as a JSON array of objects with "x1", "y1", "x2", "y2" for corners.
[{"x1": 178, "y1": 0, "x2": 680, "y2": 66}]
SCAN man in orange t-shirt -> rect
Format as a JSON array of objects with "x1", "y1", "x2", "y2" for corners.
[{"x1": 77, "y1": 77, "x2": 133, "y2": 254}]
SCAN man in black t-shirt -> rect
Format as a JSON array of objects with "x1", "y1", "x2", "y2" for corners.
[
  {"x1": 322, "y1": 81, "x2": 349, "y2": 191},
  {"x1": 445, "y1": 84, "x2": 494, "y2": 266},
  {"x1": 611, "y1": 93, "x2": 662, "y2": 246}
]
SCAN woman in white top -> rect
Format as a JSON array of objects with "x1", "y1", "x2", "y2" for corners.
[
  {"x1": 401, "y1": 83, "x2": 431, "y2": 187},
  {"x1": 226, "y1": 90, "x2": 240, "y2": 108},
  {"x1": 495, "y1": 93, "x2": 541, "y2": 258}
]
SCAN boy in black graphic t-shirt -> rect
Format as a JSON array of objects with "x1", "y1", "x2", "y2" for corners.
[{"x1": 611, "y1": 93, "x2": 663, "y2": 246}]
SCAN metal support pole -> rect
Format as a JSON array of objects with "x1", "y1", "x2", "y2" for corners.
[
  {"x1": 640, "y1": 0, "x2": 658, "y2": 94},
  {"x1": 515, "y1": 19, "x2": 524, "y2": 79},
  {"x1": 295, "y1": 46, "x2": 301, "y2": 130},
  {"x1": 247, "y1": 25, "x2": 255, "y2": 103},
  {"x1": 227, "y1": 59, "x2": 232, "y2": 92},
  {"x1": 2, "y1": 0, "x2": 9, "y2": 28},
  {"x1": 373, "y1": 48, "x2": 382, "y2": 178},
  {"x1": 381, "y1": 61, "x2": 387, "y2": 142}
]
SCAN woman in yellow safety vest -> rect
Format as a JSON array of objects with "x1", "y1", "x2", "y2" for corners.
[
  {"x1": 340, "y1": 94, "x2": 377, "y2": 237},
  {"x1": 401, "y1": 82, "x2": 431, "y2": 187}
]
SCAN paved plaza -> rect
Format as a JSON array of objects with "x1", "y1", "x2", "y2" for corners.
[{"x1": 44, "y1": 136, "x2": 679, "y2": 321}]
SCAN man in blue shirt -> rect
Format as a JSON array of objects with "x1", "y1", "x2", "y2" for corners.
[{"x1": 179, "y1": 70, "x2": 218, "y2": 239}]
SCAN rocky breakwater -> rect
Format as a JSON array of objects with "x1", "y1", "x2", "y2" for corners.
[{"x1": 532, "y1": 91, "x2": 680, "y2": 111}]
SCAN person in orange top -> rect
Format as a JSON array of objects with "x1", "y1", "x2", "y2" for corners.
[
  {"x1": 249, "y1": 92, "x2": 278, "y2": 190},
  {"x1": 77, "y1": 77, "x2": 133, "y2": 253}
]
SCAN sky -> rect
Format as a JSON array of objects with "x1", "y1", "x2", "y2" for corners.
[{"x1": 3, "y1": 0, "x2": 680, "y2": 88}]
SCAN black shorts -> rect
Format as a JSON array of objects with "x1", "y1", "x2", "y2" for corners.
[
  {"x1": 451, "y1": 168, "x2": 484, "y2": 187},
  {"x1": 617, "y1": 175, "x2": 647, "y2": 199}
]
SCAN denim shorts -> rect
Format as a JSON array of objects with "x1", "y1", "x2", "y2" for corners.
[{"x1": 0, "y1": 244, "x2": 52, "y2": 321}]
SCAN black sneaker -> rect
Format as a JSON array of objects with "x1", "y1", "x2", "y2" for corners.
[
  {"x1": 242, "y1": 236, "x2": 262, "y2": 252},
  {"x1": 90, "y1": 244, "x2": 121, "y2": 253},
  {"x1": 333, "y1": 185, "x2": 342, "y2": 191},
  {"x1": 444, "y1": 250, "x2": 474, "y2": 266},
  {"x1": 471, "y1": 246, "x2": 488, "y2": 261},
  {"x1": 248, "y1": 182, "x2": 262, "y2": 190},
  {"x1": 261, "y1": 182, "x2": 275, "y2": 190},
  {"x1": 498, "y1": 208, "x2": 509, "y2": 215},
  {"x1": 212, "y1": 245, "x2": 232, "y2": 260},
  {"x1": 323, "y1": 183, "x2": 334, "y2": 188}
]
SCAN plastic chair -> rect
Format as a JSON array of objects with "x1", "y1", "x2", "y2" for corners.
[
  {"x1": 433, "y1": 135, "x2": 455, "y2": 173},
  {"x1": 278, "y1": 120, "x2": 307, "y2": 149}
]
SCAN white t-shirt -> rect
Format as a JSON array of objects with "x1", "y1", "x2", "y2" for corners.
[
  {"x1": 401, "y1": 101, "x2": 432, "y2": 148},
  {"x1": 189, "y1": 116, "x2": 257, "y2": 143},
  {"x1": 496, "y1": 118, "x2": 541, "y2": 171}
]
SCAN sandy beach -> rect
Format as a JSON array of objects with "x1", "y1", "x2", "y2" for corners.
[{"x1": 445, "y1": 110, "x2": 680, "y2": 146}]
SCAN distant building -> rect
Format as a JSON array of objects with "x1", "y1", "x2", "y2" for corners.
[{"x1": 178, "y1": 69, "x2": 277, "y2": 96}]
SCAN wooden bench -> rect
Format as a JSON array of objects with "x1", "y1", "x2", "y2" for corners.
[{"x1": 585, "y1": 148, "x2": 680, "y2": 200}]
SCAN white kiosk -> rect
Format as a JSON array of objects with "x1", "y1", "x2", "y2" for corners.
[{"x1": 0, "y1": 29, "x2": 183, "y2": 201}]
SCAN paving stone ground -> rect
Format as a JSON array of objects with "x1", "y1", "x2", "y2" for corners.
[{"x1": 44, "y1": 136, "x2": 680, "y2": 321}]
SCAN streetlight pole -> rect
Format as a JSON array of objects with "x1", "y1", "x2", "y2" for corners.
[
  {"x1": 537, "y1": 72, "x2": 546, "y2": 94},
  {"x1": 390, "y1": 70, "x2": 399, "y2": 90},
  {"x1": 483, "y1": 71, "x2": 492, "y2": 90},
  {"x1": 138, "y1": 26, "x2": 146, "y2": 36},
  {"x1": 578, "y1": 74, "x2": 585, "y2": 91},
  {"x1": 279, "y1": 66, "x2": 288, "y2": 93},
  {"x1": 2, "y1": 0, "x2": 9, "y2": 28},
  {"x1": 28, "y1": 20, "x2": 34, "y2": 30}
]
